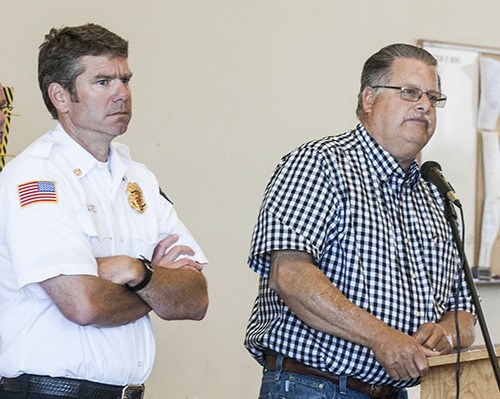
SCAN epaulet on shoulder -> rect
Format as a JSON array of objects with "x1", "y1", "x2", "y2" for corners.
[
  {"x1": 159, "y1": 187, "x2": 173, "y2": 205},
  {"x1": 25, "y1": 136, "x2": 56, "y2": 160}
]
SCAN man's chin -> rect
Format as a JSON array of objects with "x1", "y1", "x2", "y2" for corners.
[
  {"x1": 109, "y1": 116, "x2": 131, "y2": 134},
  {"x1": 115, "y1": 124, "x2": 129, "y2": 136},
  {"x1": 405, "y1": 123, "x2": 434, "y2": 138}
]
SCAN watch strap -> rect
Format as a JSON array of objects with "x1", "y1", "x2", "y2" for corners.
[{"x1": 128, "y1": 256, "x2": 154, "y2": 292}]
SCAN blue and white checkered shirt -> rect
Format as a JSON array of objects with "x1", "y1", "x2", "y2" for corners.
[{"x1": 245, "y1": 123, "x2": 475, "y2": 388}]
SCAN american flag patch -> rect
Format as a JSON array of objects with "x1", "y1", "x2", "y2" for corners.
[{"x1": 18, "y1": 180, "x2": 58, "y2": 208}]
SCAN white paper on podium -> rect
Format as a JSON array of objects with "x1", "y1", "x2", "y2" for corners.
[
  {"x1": 477, "y1": 56, "x2": 500, "y2": 131},
  {"x1": 477, "y1": 131, "x2": 500, "y2": 268}
]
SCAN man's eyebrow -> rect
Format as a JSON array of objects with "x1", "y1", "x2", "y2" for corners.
[
  {"x1": 94, "y1": 72, "x2": 133, "y2": 80},
  {"x1": 94, "y1": 73, "x2": 115, "y2": 80}
]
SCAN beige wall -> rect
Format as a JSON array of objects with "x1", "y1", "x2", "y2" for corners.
[{"x1": 2, "y1": 1, "x2": 500, "y2": 398}]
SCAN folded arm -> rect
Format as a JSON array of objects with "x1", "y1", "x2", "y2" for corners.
[
  {"x1": 40, "y1": 269, "x2": 151, "y2": 327},
  {"x1": 41, "y1": 235, "x2": 208, "y2": 327},
  {"x1": 133, "y1": 234, "x2": 208, "y2": 320}
]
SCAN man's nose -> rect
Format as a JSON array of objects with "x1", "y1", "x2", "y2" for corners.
[
  {"x1": 415, "y1": 92, "x2": 433, "y2": 112},
  {"x1": 114, "y1": 81, "x2": 130, "y2": 102}
]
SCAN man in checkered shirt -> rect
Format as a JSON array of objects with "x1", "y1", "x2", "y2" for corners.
[{"x1": 245, "y1": 43, "x2": 476, "y2": 399}]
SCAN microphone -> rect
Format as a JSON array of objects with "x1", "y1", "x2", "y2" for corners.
[{"x1": 421, "y1": 161, "x2": 462, "y2": 208}]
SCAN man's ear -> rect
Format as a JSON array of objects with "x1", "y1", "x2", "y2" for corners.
[
  {"x1": 361, "y1": 86, "x2": 376, "y2": 114},
  {"x1": 47, "y1": 83, "x2": 70, "y2": 114}
]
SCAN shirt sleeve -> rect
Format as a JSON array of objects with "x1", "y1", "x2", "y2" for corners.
[
  {"x1": 248, "y1": 144, "x2": 337, "y2": 277},
  {"x1": 0, "y1": 163, "x2": 97, "y2": 289},
  {"x1": 449, "y1": 268, "x2": 477, "y2": 315}
]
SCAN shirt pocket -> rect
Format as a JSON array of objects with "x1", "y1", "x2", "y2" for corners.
[
  {"x1": 76, "y1": 211, "x2": 113, "y2": 257},
  {"x1": 418, "y1": 223, "x2": 457, "y2": 314},
  {"x1": 126, "y1": 211, "x2": 160, "y2": 258}
]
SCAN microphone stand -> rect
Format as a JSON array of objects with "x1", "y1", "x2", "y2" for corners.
[{"x1": 443, "y1": 199, "x2": 500, "y2": 391}]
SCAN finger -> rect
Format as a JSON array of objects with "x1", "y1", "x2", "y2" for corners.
[
  {"x1": 385, "y1": 365, "x2": 403, "y2": 381},
  {"x1": 422, "y1": 346, "x2": 441, "y2": 357},
  {"x1": 423, "y1": 336, "x2": 449, "y2": 352},
  {"x1": 413, "y1": 352, "x2": 430, "y2": 376},
  {"x1": 174, "y1": 259, "x2": 203, "y2": 271},
  {"x1": 435, "y1": 343, "x2": 452, "y2": 354},
  {"x1": 392, "y1": 355, "x2": 420, "y2": 380},
  {"x1": 185, "y1": 261, "x2": 204, "y2": 272},
  {"x1": 418, "y1": 336, "x2": 439, "y2": 351},
  {"x1": 163, "y1": 245, "x2": 195, "y2": 262},
  {"x1": 152, "y1": 235, "x2": 180, "y2": 261},
  {"x1": 406, "y1": 358, "x2": 426, "y2": 379},
  {"x1": 417, "y1": 330, "x2": 451, "y2": 354},
  {"x1": 412, "y1": 323, "x2": 433, "y2": 344},
  {"x1": 180, "y1": 265, "x2": 202, "y2": 273},
  {"x1": 437, "y1": 334, "x2": 454, "y2": 354},
  {"x1": 412, "y1": 331, "x2": 428, "y2": 345},
  {"x1": 158, "y1": 257, "x2": 201, "y2": 270}
]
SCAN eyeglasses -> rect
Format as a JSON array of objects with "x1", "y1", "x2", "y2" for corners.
[
  {"x1": 1, "y1": 103, "x2": 13, "y2": 113},
  {"x1": 372, "y1": 86, "x2": 447, "y2": 108}
]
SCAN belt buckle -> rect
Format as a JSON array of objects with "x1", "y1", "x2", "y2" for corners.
[
  {"x1": 121, "y1": 384, "x2": 144, "y2": 399},
  {"x1": 369, "y1": 384, "x2": 396, "y2": 399},
  {"x1": 370, "y1": 384, "x2": 384, "y2": 399}
]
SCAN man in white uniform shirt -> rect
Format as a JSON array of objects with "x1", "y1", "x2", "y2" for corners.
[{"x1": 0, "y1": 24, "x2": 208, "y2": 399}]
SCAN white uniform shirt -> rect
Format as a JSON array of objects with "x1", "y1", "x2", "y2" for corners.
[{"x1": 0, "y1": 123, "x2": 208, "y2": 385}]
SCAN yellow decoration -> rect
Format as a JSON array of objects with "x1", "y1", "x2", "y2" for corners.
[{"x1": 0, "y1": 86, "x2": 15, "y2": 172}]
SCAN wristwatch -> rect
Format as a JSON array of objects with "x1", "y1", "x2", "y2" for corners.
[{"x1": 128, "y1": 256, "x2": 154, "y2": 292}]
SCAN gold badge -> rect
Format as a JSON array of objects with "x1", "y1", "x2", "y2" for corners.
[{"x1": 127, "y1": 182, "x2": 147, "y2": 213}]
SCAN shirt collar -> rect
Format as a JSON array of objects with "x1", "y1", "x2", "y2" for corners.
[
  {"x1": 355, "y1": 123, "x2": 420, "y2": 187},
  {"x1": 51, "y1": 123, "x2": 132, "y2": 180}
]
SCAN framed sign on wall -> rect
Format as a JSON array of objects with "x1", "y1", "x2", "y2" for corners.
[{"x1": 419, "y1": 40, "x2": 500, "y2": 279}]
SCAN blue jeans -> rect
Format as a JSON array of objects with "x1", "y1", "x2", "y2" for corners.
[{"x1": 258, "y1": 355, "x2": 408, "y2": 399}]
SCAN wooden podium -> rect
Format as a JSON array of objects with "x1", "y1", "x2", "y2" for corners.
[{"x1": 420, "y1": 345, "x2": 500, "y2": 398}]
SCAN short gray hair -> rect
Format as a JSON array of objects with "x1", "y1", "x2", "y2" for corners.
[{"x1": 356, "y1": 43, "x2": 439, "y2": 117}]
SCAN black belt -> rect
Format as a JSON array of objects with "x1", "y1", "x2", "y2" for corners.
[
  {"x1": 0, "y1": 374, "x2": 144, "y2": 399},
  {"x1": 265, "y1": 355, "x2": 400, "y2": 399}
]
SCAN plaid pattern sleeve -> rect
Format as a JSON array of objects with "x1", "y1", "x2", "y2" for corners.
[
  {"x1": 244, "y1": 124, "x2": 475, "y2": 388},
  {"x1": 249, "y1": 144, "x2": 338, "y2": 276}
]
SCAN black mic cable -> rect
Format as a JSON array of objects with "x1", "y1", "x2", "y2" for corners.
[
  {"x1": 421, "y1": 160, "x2": 463, "y2": 398},
  {"x1": 453, "y1": 206, "x2": 466, "y2": 399}
]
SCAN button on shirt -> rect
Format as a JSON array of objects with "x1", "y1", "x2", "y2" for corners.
[
  {"x1": 0, "y1": 123, "x2": 208, "y2": 385},
  {"x1": 245, "y1": 123, "x2": 474, "y2": 388}
]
